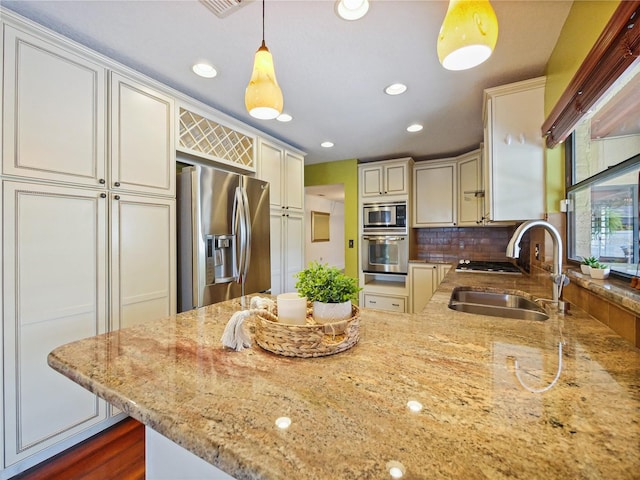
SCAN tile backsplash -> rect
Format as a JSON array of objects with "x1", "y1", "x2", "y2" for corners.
[{"x1": 415, "y1": 226, "x2": 517, "y2": 263}]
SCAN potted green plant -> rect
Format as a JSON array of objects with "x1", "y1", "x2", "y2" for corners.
[
  {"x1": 580, "y1": 256, "x2": 598, "y2": 274},
  {"x1": 294, "y1": 262, "x2": 361, "y2": 323},
  {"x1": 589, "y1": 262, "x2": 610, "y2": 280}
]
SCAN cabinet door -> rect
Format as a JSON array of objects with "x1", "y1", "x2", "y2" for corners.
[
  {"x1": 360, "y1": 166, "x2": 383, "y2": 197},
  {"x1": 284, "y1": 212, "x2": 305, "y2": 293},
  {"x1": 385, "y1": 163, "x2": 408, "y2": 195},
  {"x1": 284, "y1": 151, "x2": 304, "y2": 212},
  {"x1": 3, "y1": 181, "x2": 108, "y2": 466},
  {"x1": 259, "y1": 141, "x2": 283, "y2": 208},
  {"x1": 2, "y1": 26, "x2": 107, "y2": 187},
  {"x1": 457, "y1": 153, "x2": 482, "y2": 226},
  {"x1": 110, "y1": 73, "x2": 175, "y2": 197},
  {"x1": 110, "y1": 194, "x2": 176, "y2": 330},
  {"x1": 410, "y1": 265, "x2": 436, "y2": 314},
  {"x1": 269, "y1": 210, "x2": 284, "y2": 295},
  {"x1": 488, "y1": 83, "x2": 545, "y2": 221},
  {"x1": 413, "y1": 162, "x2": 457, "y2": 226}
]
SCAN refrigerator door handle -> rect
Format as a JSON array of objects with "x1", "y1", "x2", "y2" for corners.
[
  {"x1": 234, "y1": 186, "x2": 248, "y2": 284},
  {"x1": 240, "y1": 186, "x2": 252, "y2": 281}
]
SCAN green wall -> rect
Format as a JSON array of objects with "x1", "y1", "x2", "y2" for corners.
[
  {"x1": 304, "y1": 159, "x2": 359, "y2": 280},
  {"x1": 543, "y1": 1, "x2": 620, "y2": 212}
]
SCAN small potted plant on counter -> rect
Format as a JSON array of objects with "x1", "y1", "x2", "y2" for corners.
[
  {"x1": 580, "y1": 256, "x2": 598, "y2": 274},
  {"x1": 589, "y1": 262, "x2": 610, "y2": 279},
  {"x1": 295, "y1": 262, "x2": 361, "y2": 323}
]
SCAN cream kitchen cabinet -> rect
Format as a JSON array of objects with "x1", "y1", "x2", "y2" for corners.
[
  {"x1": 110, "y1": 193, "x2": 176, "y2": 331},
  {"x1": 409, "y1": 264, "x2": 437, "y2": 313},
  {"x1": 1, "y1": 17, "x2": 177, "y2": 476},
  {"x1": 409, "y1": 263, "x2": 452, "y2": 313},
  {"x1": 270, "y1": 209, "x2": 305, "y2": 295},
  {"x1": 2, "y1": 27, "x2": 176, "y2": 198},
  {"x1": 2, "y1": 24, "x2": 107, "y2": 187},
  {"x1": 457, "y1": 149, "x2": 484, "y2": 226},
  {"x1": 1, "y1": 181, "x2": 177, "y2": 473},
  {"x1": 110, "y1": 73, "x2": 175, "y2": 197},
  {"x1": 259, "y1": 139, "x2": 304, "y2": 213},
  {"x1": 483, "y1": 77, "x2": 546, "y2": 222},
  {"x1": 259, "y1": 139, "x2": 305, "y2": 294},
  {"x1": 2, "y1": 181, "x2": 112, "y2": 469},
  {"x1": 413, "y1": 159, "x2": 457, "y2": 227},
  {"x1": 359, "y1": 158, "x2": 412, "y2": 198}
]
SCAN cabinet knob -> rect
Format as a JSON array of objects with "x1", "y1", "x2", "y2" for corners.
[
  {"x1": 100, "y1": 193, "x2": 106, "y2": 198},
  {"x1": 114, "y1": 195, "x2": 121, "y2": 200},
  {"x1": 99, "y1": 178, "x2": 106, "y2": 184},
  {"x1": 114, "y1": 182, "x2": 121, "y2": 187}
]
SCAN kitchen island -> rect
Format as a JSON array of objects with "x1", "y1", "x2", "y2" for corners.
[{"x1": 48, "y1": 270, "x2": 640, "y2": 479}]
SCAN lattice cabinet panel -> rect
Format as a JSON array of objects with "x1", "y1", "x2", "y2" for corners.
[{"x1": 178, "y1": 107, "x2": 255, "y2": 170}]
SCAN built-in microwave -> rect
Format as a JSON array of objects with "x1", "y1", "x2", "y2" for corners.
[{"x1": 363, "y1": 201, "x2": 407, "y2": 233}]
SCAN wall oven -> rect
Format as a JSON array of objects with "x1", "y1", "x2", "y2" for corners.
[
  {"x1": 362, "y1": 235, "x2": 409, "y2": 274},
  {"x1": 363, "y1": 201, "x2": 407, "y2": 233}
]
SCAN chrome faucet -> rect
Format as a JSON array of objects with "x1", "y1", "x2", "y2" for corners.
[{"x1": 506, "y1": 220, "x2": 568, "y2": 303}]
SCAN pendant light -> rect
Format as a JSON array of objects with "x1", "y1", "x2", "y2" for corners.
[
  {"x1": 437, "y1": 0, "x2": 498, "y2": 71},
  {"x1": 245, "y1": 0, "x2": 283, "y2": 120}
]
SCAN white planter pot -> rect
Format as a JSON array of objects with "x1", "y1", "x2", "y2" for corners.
[
  {"x1": 580, "y1": 264, "x2": 591, "y2": 274},
  {"x1": 312, "y1": 300, "x2": 352, "y2": 323},
  {"x1": 589, "y1": 266, "x2": 610, "y2": 279}
]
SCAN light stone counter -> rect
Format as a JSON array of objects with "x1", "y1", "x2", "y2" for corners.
[{"x1": 48, "y1": 271, "x2": 640, "y2": 479}]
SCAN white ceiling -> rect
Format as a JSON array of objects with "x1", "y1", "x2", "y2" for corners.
[{"x1": 2, "y1": 0, "x2": 573, "y2": 165}]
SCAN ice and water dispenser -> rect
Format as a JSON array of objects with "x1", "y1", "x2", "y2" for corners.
[{"x1": 205, "y1": 234, "x2": 236, "y2": 285}]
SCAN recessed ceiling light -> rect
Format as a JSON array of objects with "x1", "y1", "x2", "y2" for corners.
[
  {"x1": 192, "y1": 63, "x2": 217, "y2": 78},
  {"x1": 335, "y1": 0, "x2": 369, "y2": 21},
  {"x1": 407, "y1": 124, "x2": 423, "y2": 133},
  {"x1": 321, "y1": 141, "x2": 334, "y2": 148},
  {"x1": 385, "y1": 83, "x2": 407, "y2": 95},
  {"x1": 276, "y1": 113, "x2": 293, "y2": 122}
]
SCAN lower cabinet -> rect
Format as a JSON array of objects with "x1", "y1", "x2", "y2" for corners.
[
  {"x1": 2, "y1": 181, "x2": 111, "y2": 469},
  {"x1": 410, "y1": 264, "x2": 437, "y2": 313},
  {"x1": 409, "y1": 263, "x2": 452, "y2": 313},
  {"x1": 270, "y1": 209, "x2": 304, "y2": 295},
  {"x1": 1, "y1": 180, "x2": 176, "y2": 475},
  {"x1": 363, "y1": 293, "x2": 406, "y2": 313}
]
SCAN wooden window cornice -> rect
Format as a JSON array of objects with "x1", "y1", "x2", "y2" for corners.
[{"x1": 542, "y1": 1, "x2": 640, "y2": 148}]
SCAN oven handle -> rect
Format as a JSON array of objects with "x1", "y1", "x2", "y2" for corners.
[{"x1": 363, "y1": 236, "x2": 406, "y2": 241}]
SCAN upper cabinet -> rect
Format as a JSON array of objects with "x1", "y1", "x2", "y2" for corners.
[
  {"x1": 483, "y1": 77, "x2": 546, "y2": 222},
  {"x1": 110, "y1": 73, "x2": 175, "y2": 197},
  {"x1": 359, "y1": 158, "x2": 413, "y2": 199},
  {"x1": 413, "y1": 159, "x2": 457, "y2": 227},
  {"x1": 457, "y1": 149, "x2": 484, "y2": 226},
  {"x1": 2, "y1": 25, "x2": 107, "y2": 187},
  {"x1": 2, "y1": 26, "x2": 176, "y2": 197},
  {"x1": 258, "y1": 139, "x2": 304, "y2": 212}
]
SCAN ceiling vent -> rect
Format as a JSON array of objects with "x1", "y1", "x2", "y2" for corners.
[{"x1": 199, "y1": 0, "x2": 252, "y2": 18}]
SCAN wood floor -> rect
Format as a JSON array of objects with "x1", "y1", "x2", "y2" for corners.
[{"x1": 13, "y1": 417, "x2": 145, "y2": 480}]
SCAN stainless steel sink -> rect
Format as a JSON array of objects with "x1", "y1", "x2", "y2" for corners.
[{"x1": 448, "y1": 288, "x2": 549, "y2": 321}]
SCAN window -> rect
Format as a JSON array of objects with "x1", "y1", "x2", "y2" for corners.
[{"x1": 567, "y1": 61, "x2": 640, "y2": 277}]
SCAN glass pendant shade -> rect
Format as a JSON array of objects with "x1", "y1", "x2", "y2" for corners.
[
  {"x1": 437, "y1": 0, "x2": 498, "y2": 71},
  {"x1": 245, "y1": 41, "x2": 283, "y2": 120}
]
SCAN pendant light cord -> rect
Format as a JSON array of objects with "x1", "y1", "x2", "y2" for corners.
[{"x1": 262, "y1": 0, "x2": 265, "y2": 44}]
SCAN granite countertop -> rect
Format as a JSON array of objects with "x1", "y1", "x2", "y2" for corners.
[{"x1": 48, "y1": 271, "x2": 640, "y2": 479}]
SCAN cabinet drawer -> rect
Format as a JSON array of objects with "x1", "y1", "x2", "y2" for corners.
[{"x1": 363, "y1": 294, "x2": 406, "y2": 313}]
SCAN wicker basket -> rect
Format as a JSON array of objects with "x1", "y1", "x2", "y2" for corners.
[{"x1": 254, "y1": 305, "x2": 360, "y2": 358}]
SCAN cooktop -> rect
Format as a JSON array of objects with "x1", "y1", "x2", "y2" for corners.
[{"x1": 455, "y1": 260, "x2": 522, "y2": 275}]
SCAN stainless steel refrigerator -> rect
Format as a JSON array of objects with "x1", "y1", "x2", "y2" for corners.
[{"x1": 177, "y1": 164, "x2": 271, "y2": 312}]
